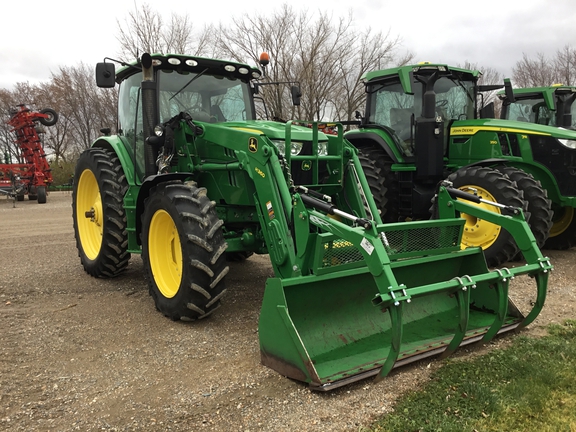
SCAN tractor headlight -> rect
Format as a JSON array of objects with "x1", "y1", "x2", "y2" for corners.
[
  {"x1": 271, "y1": 140, "x2": 303, "y2": 156},
  {"x1": 291, "y1": 141, "x2": 303, "y2": 155},
  {"x1": 318, "y1": 141, "x2": 328, "y2": 156},
  {"x1": 558, "y1": 138, "x2": 576, "y2": 149},
  {"x1": 153, "y1": 125, "x2": 164, "y2": 137}
]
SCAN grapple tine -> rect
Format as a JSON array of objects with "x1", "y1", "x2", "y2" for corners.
[
  {"x1": 375, "y1": 303, "x2": 404, "y2": 382},
  {"x1": 519, "y1": 260, "x2": 551, "y2": 328},
  {"x1": 440, "y1": 277, "x2": 473, "y2": 359},
  {"x1": 481, "y1": 268, "x2": 512, "y2": 343}
]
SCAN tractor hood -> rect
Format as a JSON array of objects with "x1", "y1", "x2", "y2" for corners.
[
  {"x1": 224, "y1": 120, "x2": 329, "y2": 141},
  {"x1": 450, "y1": 117, "x2": 576, "y2": 140}
]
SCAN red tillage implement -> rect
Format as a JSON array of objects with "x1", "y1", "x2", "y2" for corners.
[{"x1": 0, "y1": 105, "x2": 58, "y2": 203}]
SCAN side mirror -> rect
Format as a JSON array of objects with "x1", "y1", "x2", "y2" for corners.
[
  {"x1": 291, "y1": 85, "x2": 302, "y2": 106},
  {"x1": 95, "y1": 62, "x2": 116, "y2": 88},
  {"x1": 479, "y1": 101, "x2": 495, "y2": 119},
  {"x1": 504, "y1": 78, "x2": 515, "y2": 103}
]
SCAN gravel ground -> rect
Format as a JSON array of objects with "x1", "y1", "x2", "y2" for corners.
[{"x1": 1, "y1": 191, "x2": 575, "y2": 431}]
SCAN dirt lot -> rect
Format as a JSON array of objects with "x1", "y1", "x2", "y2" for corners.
[{"x1": 1, "y1": 191, "x2": 575, "y2": 431}]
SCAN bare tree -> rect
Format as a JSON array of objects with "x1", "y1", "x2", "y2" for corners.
[
  {"x1": 116, "y1": 2, "x2": 214, "y2": 60},
  {"x1": 215, "y1": 4, "x2": 412, "y2": 122},
  {"x1": 48, "y1": 63, "x2": 117, "y2": 153},
  {"x1": 553, "y1": 45, "x2": 576, "y2": 86},
  {"x1": 512, "y1": 52, "x2": 557, "y2": 87},
  {"x1": 332, "y1": 28, "x2": 413, "y2": 124}
]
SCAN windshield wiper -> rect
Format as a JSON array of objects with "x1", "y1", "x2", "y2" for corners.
[{"x1": 169, "y1": 68, "x2": 209, "y2": 101}]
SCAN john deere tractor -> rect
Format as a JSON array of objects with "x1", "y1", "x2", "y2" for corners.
[
  {"x1": 346, "y1": 63, "x2": 576, "y2": 263},
  {"x1": 498, "y1": 84, "x2": 576, "y2": 129},
  {"x1": 72, "y1": 54, "x2": 551, "y2": 390}
]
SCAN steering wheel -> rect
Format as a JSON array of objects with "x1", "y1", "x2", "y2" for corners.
[{"x1": 436, "y1": 99, "x2": 448, "y2": 108}]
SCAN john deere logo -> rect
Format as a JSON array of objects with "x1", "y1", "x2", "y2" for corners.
[
  {"x1": 301, "y1": 160, "x2": 312, "y2": 171},
  {"x1": 248, "y1": 137, "x2": 258, "y2": 153}
]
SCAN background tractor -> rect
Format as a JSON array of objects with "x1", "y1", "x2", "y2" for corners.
[
  {"x1": 72, "y1": 53, "x2": 551, "y2": 390},
  {"x1": 0, "y1": 105, "x2": 58, "y2": 203},
  {"x1": 498, "y1": 84, "x2": 576, "y2": 129},
  {"x1": 346, "y1": 63, "x2": 576, "y2": 264}
]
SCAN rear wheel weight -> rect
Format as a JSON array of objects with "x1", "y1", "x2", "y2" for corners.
[
  {"x1": 545, "y1": 205, "x2": 576, "y2": 250},
  {"x1": 142, "y1": 181, "x2": 229, "y2": 321},
  {"x1": 72, "y1": 148, "x2": 130, "y2": 277},
  {"x1": 447, "y1": 166, "x2": 526, "y2": 267}
]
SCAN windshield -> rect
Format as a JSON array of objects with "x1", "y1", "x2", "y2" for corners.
[
  {"x1": 368, "y1": 76, "x2": 476, "y2": 139},
  {"x1": 505, "y1": 97, "x2": 554, "y2": 125},
  {"x1": 157, "y1": 70, "x2": 255, "y2": 123}
]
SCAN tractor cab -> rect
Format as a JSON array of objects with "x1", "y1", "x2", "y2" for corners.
[
  {"x1": 498, "y1": 84, "x2": 576, "y2": 129},
  {"x1": 363, "y1": 64, "x2": 478, "y2": 161}
]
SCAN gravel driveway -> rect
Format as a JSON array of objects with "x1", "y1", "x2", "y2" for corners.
[{"x1": 1, "y1": 191, "x2": 574, "y2": 431}]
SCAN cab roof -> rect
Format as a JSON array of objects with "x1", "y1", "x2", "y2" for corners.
[{"x1": 115, "y1": 53, "x2": 262, "y2": 84}]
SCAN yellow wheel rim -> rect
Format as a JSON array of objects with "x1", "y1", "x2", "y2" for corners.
[
  {"x1": 148, "y1": 209, "x2": 183, "y2": 298},
  {"x1": 458, "y1": 185, "x2": 502, "y2": 250},
  {"x1": 76, "y1": 169, "x2": 103, "y2": 260},
  {"x1": 549, "y1": 206, "x2": 574, "y2": 237}
]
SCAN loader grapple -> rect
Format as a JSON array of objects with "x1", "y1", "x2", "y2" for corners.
[{"x1": 259, "y1": 188, "x2": 551, "y2": 391}]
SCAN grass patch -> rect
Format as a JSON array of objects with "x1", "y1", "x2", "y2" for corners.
[{"x1": 371, "y1": 320, "x2": 576, "y2": 432}]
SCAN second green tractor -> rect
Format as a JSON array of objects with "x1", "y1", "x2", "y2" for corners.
[{"x1": 346, "y1": 63, "x2": 576, "y2": 263}]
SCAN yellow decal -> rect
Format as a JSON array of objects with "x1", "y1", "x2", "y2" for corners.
[
  {"x1": 248, "y1": 137, "x2": 258, "y2": 153},
  {"x1": 301, "y1": 160, "x2": 312, "y2": 171},
  {"x1": 234, "y1": 127, "x2": 264, "y2": 134},
  {"x1": 255, "y1": 167, "x2": 266, "y2": 178},
  {"x1": 450, "y1": 126, "x2": 550, "y2": 136},
  {"x1": 490, "y1": 140, "x2": 498, "y2": 145}
]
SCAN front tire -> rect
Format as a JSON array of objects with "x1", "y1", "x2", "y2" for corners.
[
  {"x1": 447, "y1": 166, "x2": 526, "y2": 267},
  {"x1": 72, "y1": 148, "x2": 130, "y2": 277},
  {"x1": 142, "y1": 181, "x2": 229, "y2": 321}
]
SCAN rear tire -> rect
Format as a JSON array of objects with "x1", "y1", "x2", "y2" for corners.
[
  {"x1": 545, "y1": 205, "x2": 576, "y2": 250},
  {"x1": 357, "y1": 146, "x2": 399, "y2": 222},
  {"x1": 446, "y1": 166, "x2": 526, "y2": 267},
  {"x1": 142, "y1": 181, "x2": 229, "y2": 321},
  {"x1": 72, "y1": 148, "x2": 130, "y2": 277},
  {"x1": 495, "y1": 166, "x2": 552, "y2": 251}
]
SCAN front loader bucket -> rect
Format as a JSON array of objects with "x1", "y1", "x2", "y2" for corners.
[{"x1": 259, "y1": 213, "x2": 551, "y2": 391}]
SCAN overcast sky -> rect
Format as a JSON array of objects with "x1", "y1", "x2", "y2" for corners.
[{"x1": 1, "y1": 0, "x2": 575, "y2": 90}]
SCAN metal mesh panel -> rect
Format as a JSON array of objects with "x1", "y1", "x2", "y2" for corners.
[
  {"x1": 321, "y1": 240, "x2": 364, "y2": 268},
  {"x1": 320, "y1": 224, "x2": 462, "y2": 269},
  {"x1": 381, "y1": 225, "x2": 461, "y2": 255}
]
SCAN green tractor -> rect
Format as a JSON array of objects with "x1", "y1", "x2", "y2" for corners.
[
  {"x1": 498, "y1": 84, "x2": 576, "y2": 129},
  {"x1": 346, "y1": 63, "x2": 576, "y2": 262},
  {"x1": 72, "y1": 53, "x2": 551, "y2": 391}
]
